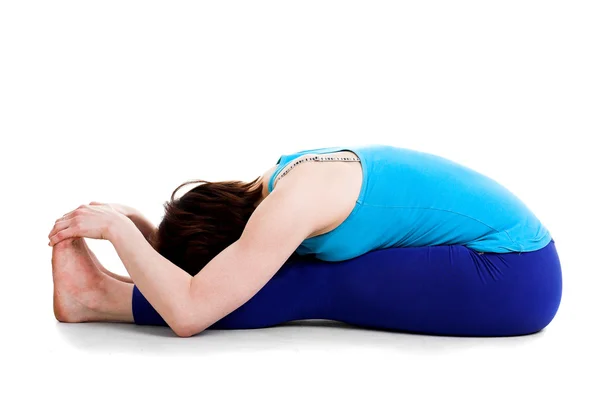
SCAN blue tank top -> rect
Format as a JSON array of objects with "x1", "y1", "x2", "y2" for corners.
[{"x1": 267, "y1": 144, "x2": 552, "y2": 262}]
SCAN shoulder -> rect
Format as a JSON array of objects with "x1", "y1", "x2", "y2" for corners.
[
  {"x1": 269, "y1": 158, "x2": 345, "y2": 200},
  {"x1": 259, "y1": 159, "x2": 359, "y2": 234},
  {"x1": 238, "y1": 165, "x2": 333, "y2": 248},
  {"x1": 266, "y1": 161, "x2": 336, "y2": 213}
]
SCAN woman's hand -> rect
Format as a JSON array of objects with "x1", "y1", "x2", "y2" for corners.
[
  {"x1": 48, "y1": 204, "x2": 131, "y2": 246},
  {"x1": 89, "y1": 202, "x2": 157, "y2": 242}
]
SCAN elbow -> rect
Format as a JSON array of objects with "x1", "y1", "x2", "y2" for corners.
[
  {"x1": 171, "y1": 324, "x2": 198, "y2": 338},
  {"x1": 168, "y1": 310, "x2": 206, "y2": 338}
]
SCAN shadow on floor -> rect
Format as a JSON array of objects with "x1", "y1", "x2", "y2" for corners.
[{"x1": 55, "y1": 319, "x2": 546, "y2": 356}]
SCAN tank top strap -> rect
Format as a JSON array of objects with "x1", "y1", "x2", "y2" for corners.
[
  {"x1": 272, "y1": 154, "x2": 360, "y2": 190},
  {"x1": 267, "y1": 146, "x2": 360, "y2": 193}
]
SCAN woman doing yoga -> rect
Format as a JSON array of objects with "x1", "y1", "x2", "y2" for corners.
[{"x1": 48, "y1": 145, "x2": 562, "y2": 337}]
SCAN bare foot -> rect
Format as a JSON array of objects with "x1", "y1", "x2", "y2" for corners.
[{"x1": 52, "y1": 238, "x2": 107, "y2": 323}]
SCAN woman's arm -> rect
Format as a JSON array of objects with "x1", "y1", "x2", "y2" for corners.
[
  {"x1": 127, "y1": 211, "x2": 158, "y2": 242},
  {"x1": 108, "y1": 180, "x2": 329, "y2": 336},
  {"x1": 87, "y1": 202, "x2": 156, "y2": 283},
  {"x1": 90, "y1": 202, "x2": 157, "y2": 242},
  {"x1": 48, "y1": 165, "x2": 345, "y2": 337}
]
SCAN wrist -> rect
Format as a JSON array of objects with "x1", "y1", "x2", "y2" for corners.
[
  {"x1": 128, "y1": 213, "x2": 157, "y2": 241},
  {"x1": 121, "y1": 205, "x2": 139, "y2": 219},
  {"x1": 106, "y1": 214, "x2": 137, "y2": 243}
]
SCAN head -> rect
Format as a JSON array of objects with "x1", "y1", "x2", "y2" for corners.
[{"x1": 150, "y1": 176, "x2": 264, "y2": 276}]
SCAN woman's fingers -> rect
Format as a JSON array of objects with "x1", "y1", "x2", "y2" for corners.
[
  {"x1": 49, "y1": 203, "x2": 118, "y2": 245},
  {"x1": 55, "y1": 206, "x2": 85, "y2": 224},
  {"x1": 59, "y1": 204, "x2": 89, "y2": 219},
  {"x1": 49, "y1": 226, "x2": 77, "y2": 246},
  {"x1": 48, "y1": 219, "x2": 72, "y2": 239},
  {"x1": 56, "y1": 213, "x2": 76, "y2": 224},
  {"x1": 49, "y1": 208, "x2": 86, "y2": 240}
]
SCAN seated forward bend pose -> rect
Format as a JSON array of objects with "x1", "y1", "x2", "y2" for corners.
[{"x1": 48, "y1": 145, "x2": 562, "y2": 338}]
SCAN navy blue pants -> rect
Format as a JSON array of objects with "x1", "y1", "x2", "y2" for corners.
[{"x1": 132, "y1": 240, "x2": 562, "y2": 337}]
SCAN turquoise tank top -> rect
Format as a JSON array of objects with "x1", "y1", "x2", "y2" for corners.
[{"x1": 267, "y1": 144, "x2": 552, "y2": 262}]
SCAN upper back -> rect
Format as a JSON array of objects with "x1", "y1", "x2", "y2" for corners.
[{"x1": 266, "y1": 144, "x2": 551, "y2": 261}]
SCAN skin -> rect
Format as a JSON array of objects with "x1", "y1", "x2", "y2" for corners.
[{"x1": 49, "y1": 151, "x2": 362, "y2": 337}]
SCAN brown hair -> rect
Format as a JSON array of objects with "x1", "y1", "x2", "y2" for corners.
[{"x1": 150, "y1": 176, "x2": 264, "y2": 276}]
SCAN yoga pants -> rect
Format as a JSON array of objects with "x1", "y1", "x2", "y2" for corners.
[{"x1": 132, "y1": 240, "x2": 562, "y2": 337}]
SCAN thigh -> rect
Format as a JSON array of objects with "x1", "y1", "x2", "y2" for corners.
[{"x1": 330, "y1": 241, "x2": 562, "y2": 336}]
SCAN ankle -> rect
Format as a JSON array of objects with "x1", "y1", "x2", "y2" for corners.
[{"x1": 89, "y1": 277, "x2": 135, "y2": 322}]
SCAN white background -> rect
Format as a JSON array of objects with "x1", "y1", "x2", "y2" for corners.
[{"x1": 1, "y1": 1, "x2": 599, "y2": 399}]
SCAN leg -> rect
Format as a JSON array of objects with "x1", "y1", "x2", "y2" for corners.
[
  {"x1": 132, "y1": 242, "x2": 562, "y2": 336},
  {"x1": 52, "y1": 238, "x2": 134, "y2": 323},
  {"x1": 79, "y1": 239, "x2": 133, "y2": 284}
]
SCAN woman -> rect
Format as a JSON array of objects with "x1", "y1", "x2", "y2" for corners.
[{"x1": 48, "y1": 144, "x2": 561, "y2": 337}]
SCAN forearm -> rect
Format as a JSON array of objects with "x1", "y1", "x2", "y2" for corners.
[
  {"x1": 125, "y1": 209, "x2": 158, "y2": 242},
  {"x1": 108, "y1": 219, "x2": 196, "y2": 335}
]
